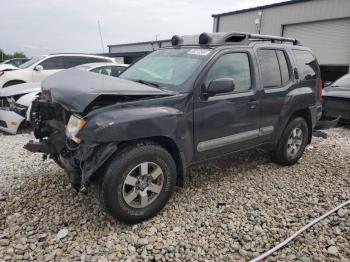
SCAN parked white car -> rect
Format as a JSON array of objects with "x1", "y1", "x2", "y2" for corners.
[
  {"x1": 0, "y1": 62, "x2": 128, "y2": 134},
  {"x1": 0, "y1": 58, "x2": 29, "y2": 71},
  {"x1": 0, "y1": 54, "x2": 115, "y2": 88}
]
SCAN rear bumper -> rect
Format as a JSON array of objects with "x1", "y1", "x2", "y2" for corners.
[{"x1": 0, "y1": 109, "x2": 25, "y2": 134}]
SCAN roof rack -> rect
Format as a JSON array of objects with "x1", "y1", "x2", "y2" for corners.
[{"x1": 171, "y1": 32, "x2": 301, "y2": 46}]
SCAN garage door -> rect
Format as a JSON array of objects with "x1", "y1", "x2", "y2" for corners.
[{"x1": 283, "y1": 18, "x2": 350, "y2": 65}]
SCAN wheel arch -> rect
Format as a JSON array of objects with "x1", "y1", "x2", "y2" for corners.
[
  {"x1": 3, "y1": 80, "x2": 26, "y2": 88},
  {"x1": 89, "y1": 136, "x2": 187, "y2": 187},
  {"x1": 117, "y1": 136, "x2": 186, "y2": 187}
]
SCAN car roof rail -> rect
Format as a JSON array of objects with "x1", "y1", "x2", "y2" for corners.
[
  {"x1": 247, "y1": 33, "x2": 300, "y2": 45},
  {"x1": 171, "y1": 32, "x2": 301, "y2": 46}
]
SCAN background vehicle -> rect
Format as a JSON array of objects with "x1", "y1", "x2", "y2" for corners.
[
  {"x1": 0, "y1": 58, "x2": 29, "y2": 68},
  {"x1": 322, "y1": 74, "x2": 350, "y2": 123},
  {"x1": 0, "y1": 62, "x2": 128, "y2": 134},
  {"x1": 75, "y1": 62, "x2": 128, "y2": 77},
  {"x1": 26, "y1": 32, "x2": 322, "y2": 224},
  {"x1": 0, "y1": 54, "x2": 114, "y2": 88},
  {"x1": 0, "y1": 58, "x2": 30, "y2": 71}
]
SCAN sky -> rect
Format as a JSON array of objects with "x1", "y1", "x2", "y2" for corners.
[{"x1": 0, "y1": 0, "x2": 287, "y2": 57}]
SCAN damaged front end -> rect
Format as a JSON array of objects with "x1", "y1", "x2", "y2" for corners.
[
  {"x1": 24, "y1": 97, "x2": 119, "y2": 189},
  {"x1": 24, "y1": 68, "x2": 177, "y2": 189},
  {"x1": 0, "y1": 95, "x2": 28, "y2": 134}
]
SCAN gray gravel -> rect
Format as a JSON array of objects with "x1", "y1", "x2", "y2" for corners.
[{"x1": 0, "y1": 128, "x2": 349, "y2": 261}]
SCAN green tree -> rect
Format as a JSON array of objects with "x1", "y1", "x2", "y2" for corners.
[{"x1": 0, "y1": 49, "x2": 27, "y2": 62}]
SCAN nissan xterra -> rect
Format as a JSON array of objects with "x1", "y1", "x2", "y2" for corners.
[{"x1": 25, "y1": 32, "x2": 322, "y2": 224}]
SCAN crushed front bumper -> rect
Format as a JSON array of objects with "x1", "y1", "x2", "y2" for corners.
[{"x1": 0, "y1": 109, "x2": 25, "y2": 134}]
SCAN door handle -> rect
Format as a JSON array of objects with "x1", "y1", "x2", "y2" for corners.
[{"x1": 247, "y1": 99, "x2": 259, "y2": 109}]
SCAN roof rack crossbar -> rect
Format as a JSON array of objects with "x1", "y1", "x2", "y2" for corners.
[{"x1": 247, "y1": 33, "x2": 300, "y2": 45}]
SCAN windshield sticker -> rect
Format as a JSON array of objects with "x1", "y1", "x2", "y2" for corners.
[{"x1": 187, "y1": 49, "x2": 211, "y2": 56}]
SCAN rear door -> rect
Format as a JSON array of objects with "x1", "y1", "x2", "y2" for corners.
[
  {"x1": 193, "y1": 50, "x2": 261, "y2": 161},
  {"x1": 255, "y1": 47, "x2": 296, "y2": 135}
]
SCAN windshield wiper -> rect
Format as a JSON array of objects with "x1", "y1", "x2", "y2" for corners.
[{"x1": 135, "y1": 79, "x2": 159, "y2": 88}]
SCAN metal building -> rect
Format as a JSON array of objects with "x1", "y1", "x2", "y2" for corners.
[
  {"x1": 212, "y1": 0, "x2": 350, "y2": 81},
  {"x1": 107, "y1": 39, "x2": 171, "y2": 64}
]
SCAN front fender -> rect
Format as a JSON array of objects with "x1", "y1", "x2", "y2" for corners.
[{"x1": 79, "y1": 106, "x2": 183, "y2": 143}]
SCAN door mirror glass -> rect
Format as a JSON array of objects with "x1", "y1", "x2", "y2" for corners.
[
  {"x1": 207, "y1": 78, "x2": 235, "y2": 96},
  {"x1": 34, "y1": 65, "x2": 43, "y2": 71}
]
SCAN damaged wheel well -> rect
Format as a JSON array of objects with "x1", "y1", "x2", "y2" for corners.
[
  {"x1": 89, "y1": 137, "x2": 186, "y2": 187},
  {"x1": 116, "y1": 137, "x2": 185, "y2": 187}
]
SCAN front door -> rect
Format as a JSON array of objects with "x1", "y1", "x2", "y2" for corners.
[
  {"x1": 32, "y1": 57, "x2": 64, "y2": 82},
  {"x1": 194, "y1": 51, "x2": 261, "y2": 161}
]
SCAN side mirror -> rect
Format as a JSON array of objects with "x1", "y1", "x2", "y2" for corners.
[
  {"x1": 207, "y1": 78, "x2": 235, "y2": 97},
  {"x1": 34, "y1": 65, "x2": 43, "y2": 71}
]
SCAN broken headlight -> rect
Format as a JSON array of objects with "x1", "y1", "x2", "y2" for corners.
[{"x1": 66, "y1": 114, "x2": 86, "y2": 144}]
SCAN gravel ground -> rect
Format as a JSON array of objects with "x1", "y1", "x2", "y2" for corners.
[{"x1": 0, "y1": 127, "x2": 349, "y2": 261}]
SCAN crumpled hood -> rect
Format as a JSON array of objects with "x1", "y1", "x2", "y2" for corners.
[
  {"x1": 42, "y1": 68, "x2": 175, "y2": 113},
  {"x1": 323, "y1": 86, "x2": 350, "y2": 99},
  {"x1": 0, "y1": 82, "x2": 41, "y2": 97}
]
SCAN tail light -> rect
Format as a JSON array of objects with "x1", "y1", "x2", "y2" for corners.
[{"x1": 319, "y1": 80, "x2": 323, "y2": 101}]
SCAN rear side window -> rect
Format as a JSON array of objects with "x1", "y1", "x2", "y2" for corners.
[
  {"x1": 83, "y1": 57, "x2": 110, "y2": 64},
  {"x1": 61, "y1": 56, "x2": 110, "y2": 69},
  {"x1": 205, "y1": 52, "x2": 251, "y2": 93},
  {"x1": 293, "y1": 50, "x2": 319, "y2": 80},
  {"x1": 258, "y1": 49, "x2": 291, "y2": 88},
  {"x1": 276, "y1": 50, "x2": 290, "y2": 85},
  {"x1": 257, "y1": 49, "x2": 281, "y2": 88}
]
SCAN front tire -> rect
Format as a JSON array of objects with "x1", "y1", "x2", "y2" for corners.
[
  {"x1": 101, "y1": 141, "x2": 177, "y2": 224},
  {"x1": 270, "y1": 117, "x2": 309, "y2": 166}
]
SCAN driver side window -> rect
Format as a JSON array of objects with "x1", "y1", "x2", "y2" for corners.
[{"x1": 205, "y1": 53, "x2": 251, "y2": 94}]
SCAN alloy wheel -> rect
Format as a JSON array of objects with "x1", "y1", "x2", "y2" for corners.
[
  {"x1": 287, "y1": 127, "x2": 304, "y2": 157},
  {"x1": 122, "y1": 162, "x2": 164, "y2": 208}
]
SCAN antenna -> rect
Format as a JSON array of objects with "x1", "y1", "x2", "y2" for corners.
[{"x1": 97, "y1": 20, "x2": 105, "y2": 53}]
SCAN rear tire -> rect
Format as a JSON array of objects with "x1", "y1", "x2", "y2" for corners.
[
  {"x1": 3, "y1": 80, "x2": 25, "y2": 87},
  {"x1": 270, "y1": 117, "x2": 309, "y2": 166},
  {"x1": 100, "y1": 141, "x2": 177, "y2": 224}
]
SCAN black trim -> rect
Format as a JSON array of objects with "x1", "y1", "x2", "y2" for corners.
[
  {"x1": 212, "y1": 0, "x2": 310, "y2": 18},
  {"x1": 96, "y1": 52, "x2": 149, "y2": 58}
]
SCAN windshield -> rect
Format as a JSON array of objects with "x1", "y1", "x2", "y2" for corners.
[
  {"x1": 19, "y1": 55, "x2": 46, "y2": 69},
  {"x1": 332, "y1": 74, "x2": 350, "y2": 88},
  {"x1": 119, "y1": 48, "x2": 211, "y2": 89},
  {"x1": 1, "y1": 59, "x2": 11, "y2": 64}
]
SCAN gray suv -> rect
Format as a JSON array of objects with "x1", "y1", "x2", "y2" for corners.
[{"x1": 26, "y1": 32, "x2": 322, "y2": 224}]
